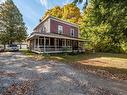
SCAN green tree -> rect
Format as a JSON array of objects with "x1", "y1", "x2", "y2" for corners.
[
  {"x1": 79, "y1": 0, "x2": 127, "y2": 53},
  {"x1": 73, "y1": 0, "x2": 88, "y2": 9},
  {"x1": 0, "y1": 0, "x2": 27, "y2": 48}
]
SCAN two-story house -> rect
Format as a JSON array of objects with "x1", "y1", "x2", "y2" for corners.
[{"x1": 27, "y1": 15, "x2": 85, "y2": 53}]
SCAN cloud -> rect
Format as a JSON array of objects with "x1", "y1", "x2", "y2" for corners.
[
  {"x1": 0, "y1": 0, "x2": 5, "y2": 4},
  {"x1": 62, "y1": 0, "x2": 73, "y2": 6},
  {"x1": 40, "y1": 0, "x2": 48, "y2": 9}
]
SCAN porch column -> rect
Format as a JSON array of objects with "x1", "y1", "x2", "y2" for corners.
[
  {"x1": 64, "y1": 39, "x2": 66, "y2": 47},
  {"x1": 44, "y1": 37, "x2": 46, "y2": 53},
  {"x1": 34, "y1": 37, "x2": 36, "y2": 50},
  {"x1": 77, "y1": 41, "x2": 79, "y2": 49},
  {"x1": 54, "y1": 38, "x2": 56, "y2": 51},
  {"x1": 48, "y1": 37, "x2": 50, "y2": 51},
  {"x1": 49, "y1": 37, "x2": 50, "y2": 46},
  {"x1": 38, "y1": 37, "x2": 39, "y2": 51}
]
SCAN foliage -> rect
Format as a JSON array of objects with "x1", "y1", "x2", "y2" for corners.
[
  {"x1": 43, "y1": 3, "x2": 82, "y2": 24},
  {"x1": 63, "y1": 3, "x2": 82, "y2": 24},
  {"x1": 44, "y1": 6, "x2": 63, "y2": 18},
  {"x1": 79, "y1": 0, "x2": 127, "y2": 53},
  {"x1": 73, "y1": 0, "x2": 88, "y2": 9},
  {"x1": 0, "y1": 0, "x2": 27, "y2": 45}
]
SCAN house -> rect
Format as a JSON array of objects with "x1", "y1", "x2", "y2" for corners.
[{"x1": 27, "y1": 15, "x2": 85, "y2": 53}]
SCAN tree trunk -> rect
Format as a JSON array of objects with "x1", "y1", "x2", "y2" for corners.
[
  {"x1": 20, "y1": 44, "x2": 21, "y2": 49},
  {"x1": 4, "y1": 44, "x2": 6, "y2": 50}
]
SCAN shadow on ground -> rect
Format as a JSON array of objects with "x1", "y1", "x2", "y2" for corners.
[{"x1": 0, "y1": 52, "x2": 127, "y2": 95}]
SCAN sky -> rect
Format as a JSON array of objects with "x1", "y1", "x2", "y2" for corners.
[{"x1": 0, "y1": 0, "x2": 85, "y2": 35}]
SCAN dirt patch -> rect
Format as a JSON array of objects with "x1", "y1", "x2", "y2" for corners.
[
  {"x1": 71, "y1": 61, "x2": 127, "y2": 80},
  {"x1": 3, "y1": 80, "x2": 36, "y2": 95},
  {"x1": 78, "y1": 57, "x2": 127, "y2": 69}
]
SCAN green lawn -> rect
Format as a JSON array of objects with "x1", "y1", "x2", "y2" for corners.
[{"x1": 21, "y1": 50, "x2": 127, "y2": 80}]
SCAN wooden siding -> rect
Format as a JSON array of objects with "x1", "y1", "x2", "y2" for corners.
[
  {"x1": 50, "y1": 19, "x2": 78, "y2": 38},
  {"x1": 34, "y1": 19, "x2": 50, "y2": 33}
]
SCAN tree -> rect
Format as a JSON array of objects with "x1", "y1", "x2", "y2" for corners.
[
  {"x1": 79, "y1": 0, "x2": 127, "y2": 53},
  {"x1": 0, "y1": 0, "x2": 27, "y2": 48},
  {"x1": 44, "y1": 6, "x2": 63, "y2": 19},
  {"x1": 73, "y1": 0, "x2": 88, "y2": 9},
  {"x1": 43, "y1": 3, "x2": 82, "y2": 24},
  {"x1": 63, "y1": 3, "x2": 82, "y2": 24}
]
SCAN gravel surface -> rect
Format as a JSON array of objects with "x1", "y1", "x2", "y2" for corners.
[{"x1": 0, "y1": 52, "x2": 127, "y2": 95}]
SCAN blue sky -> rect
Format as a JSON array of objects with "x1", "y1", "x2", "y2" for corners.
[{"x1": 0, "y1": 0, "x2": 85, "y2": 35}]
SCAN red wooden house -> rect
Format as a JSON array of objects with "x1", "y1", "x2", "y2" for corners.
[{"x1": 28, "y1": 15, "x2": 85, "y2": 53}]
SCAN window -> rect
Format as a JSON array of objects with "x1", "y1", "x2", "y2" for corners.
[
  {"x1": 41, "y1": 26, "x2": 45, "y2": 32},
  {"x1": 58, "y1": 25, "x2": 63, "y2": 34},
  {"x1": 70, "y1": 29, "x2": 74, "y2": 37}
]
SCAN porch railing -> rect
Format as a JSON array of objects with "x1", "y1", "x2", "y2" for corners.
[{"x1": 34, "y1": 45, "x2": 73, "y2": 52}]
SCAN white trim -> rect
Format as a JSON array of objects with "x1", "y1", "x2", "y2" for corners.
[
  {"x1": 31, "y1": 50, "x2": 73, "y2": 54},
  {"x1": 34, "y1": 15, "x2": 78, "y2": 30},
  {"x1": 49, "y1": 18, "x2": 51, "y2": 33},
  {"x1": 42, "y1": 26, "x2": 45, "y2": 32},
  {"x1": 31, "y1": 49, "x2": 84, "y2": 54},
  {"x1": 28, "y1": 33, "x2": 85, "y2": 41}
]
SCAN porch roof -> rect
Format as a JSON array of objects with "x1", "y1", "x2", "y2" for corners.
[{"x1": 28, "y1": 32, "x2": 85, "y2": 41}]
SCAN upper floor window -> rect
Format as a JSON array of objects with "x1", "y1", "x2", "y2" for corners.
[
  {"x1": 41, "y1": 26, "x2": 46, "y2": 33},
  {"x1": 70, "y1": 29, "x2": 74, "y2": 37},
  {"x1": 58, "y1": 25, "x2": 63, "y2": 34}
]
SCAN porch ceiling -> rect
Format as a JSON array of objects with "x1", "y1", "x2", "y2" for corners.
[{"x1": 28, "y1": 32, "x2": 85, "y2": 42}]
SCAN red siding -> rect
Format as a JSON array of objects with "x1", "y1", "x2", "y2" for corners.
[{"x1": 50, "y1": 19, "x2": 78, "y2": 38}]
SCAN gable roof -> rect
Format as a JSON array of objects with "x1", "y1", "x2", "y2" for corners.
[{"x1": 34, "y1": 15, "x2": 79, "y2": 30}]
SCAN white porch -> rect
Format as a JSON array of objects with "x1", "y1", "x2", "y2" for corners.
[{"x1": 28, "y1": 33, "x2": 85, "y2": 53}]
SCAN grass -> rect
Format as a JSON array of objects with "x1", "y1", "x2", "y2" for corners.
[{"x1": 21, "y1": 50, "x2": 127, "y2": 80}]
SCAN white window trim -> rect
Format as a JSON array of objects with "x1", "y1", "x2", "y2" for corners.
[
  {"x1": 58, "y1": 25, "x2": 63, "y2": 34},
  {"x1": 41, "y1": 26, "x2": 45, "y2": 32}
]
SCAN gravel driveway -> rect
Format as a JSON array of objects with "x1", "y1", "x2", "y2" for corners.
[{"x1": 0, "y1": 52, "x2": 127, "y2": 95}]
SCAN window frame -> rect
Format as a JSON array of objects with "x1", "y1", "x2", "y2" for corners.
[
  {"x1": 41, "y1": 26, "x2": 45, "y2": 32},
  {"x1": 58, "y1": 25, "x2": 63, "y2": 34},
  {"x1": 70, "y1": 28, "x2": 74, "y2": 37}
]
